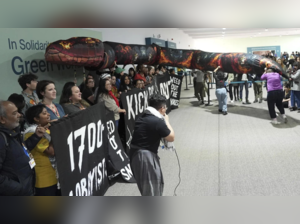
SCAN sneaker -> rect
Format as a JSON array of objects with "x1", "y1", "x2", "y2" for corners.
[
  {"x1": 271, "y1": 120, "x2": 280, "y2": 125},
  {"x1": 230, "y1": 100, "x2": 234, "y2": 103},
  {"x1": 223, "y1": 111, "x2": 228, "y2": 115},
  {"x1": 259, "y1": 99, "x2": 262, "y2": 103},
  {"x1": 239, "y1": 99, "x2": 242, "y2": 102},
  {"x1": 284, "y1": 117, "x2": 288, "y2": 123},
  {"x1": 289, "y1": 107, "x2": 297, "y2": 111},
  {"x1": 219, "y1": 109, "x2": 222, "y2": 112},
  {"x1": 253, "y1": 100, "x2": 258, "y2": 103},
  {"x1": 246, "y1": 101, "x2": 251, "y2": 104}
]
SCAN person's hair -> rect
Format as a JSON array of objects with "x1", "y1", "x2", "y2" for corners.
[
  {"x1": 0, "y1": 100, "x2": 6, "y2": 118},
  {"x1": 129, "y1": 67, "x2": 136, "y2": 76},
  {"x1": 158, "y1": 65, "x2": 165, "y2": 71},
  {"x1": 148, "y1": 66, "x2": 153, "y2": 72},
  {"x1": 85, "y1": 77, "x2": 94, "y2": 86},
  {"x1": 216, "y1": 70, "x2": 225, "y2": 79},
  {"x1": 25, "y1": 104, "x2": 47, "y2": 125},
  {"x1": 267, "y1": 68, "x2": 274, "y2": 73},
  {"x1": 149, "y1": 93, "x2": 167, "y2": 110},
  {"x1": 120, "y1": 74, "x2": 131, "y2": 87},
  {"x1": 284, "y1": 83, "x2": 290, "y2": 89},
  {"x1": 59, "y1": 82, "x2": 76, "y2": 104},
  {"x1": 137, "y1": 64, "x2": 144, "y2": 72},
  {"x1": 7, "y1": 94, "x2": 25, "y2": 112},
  {"x1": 36, "y1": 80, "x2": 55, "y2": 99},
  {"x1": 18, "y1": 73, "x2": 38, "y2": 91},
  {"x1": 98, "y1": 79, "x2": 110, "y2": 95}
]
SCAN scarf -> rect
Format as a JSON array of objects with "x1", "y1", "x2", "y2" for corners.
[
  {"x1": 108, "y1": 90, "x2": 119, "y2": 107},
  {"x1": 145, "y1": 106, "x2": 175, "y2": 152}
]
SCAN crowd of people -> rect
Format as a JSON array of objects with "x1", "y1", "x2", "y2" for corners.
[
  {"x1": 0, "y1": 63, "x2": 176, "y2": 196},
  {"x1": 192, "y1": 54, "x2": 300, "y2": 124}
]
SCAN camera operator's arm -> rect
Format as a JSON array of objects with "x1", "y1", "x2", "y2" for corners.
[{"x1": 163, "y1": 114, "x2": 175, "y2": 142}]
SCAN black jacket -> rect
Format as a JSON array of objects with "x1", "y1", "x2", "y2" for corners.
[{"x1": 0, "y1": 126, "x2": 41, "y2": 196}]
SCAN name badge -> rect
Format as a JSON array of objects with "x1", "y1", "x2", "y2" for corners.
[{"x1": 29, "y1": 159, "x2": 36, "y2": 169}]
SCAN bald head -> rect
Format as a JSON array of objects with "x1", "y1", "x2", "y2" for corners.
[{"x1": 0, "y1": 100, "x2": 21, "y2": 130}]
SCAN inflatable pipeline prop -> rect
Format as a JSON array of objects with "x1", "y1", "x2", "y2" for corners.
[{"x1": 45, "y1": 37, "x2": 288, "y2": 78}]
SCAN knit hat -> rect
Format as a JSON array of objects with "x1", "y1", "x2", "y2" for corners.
[
  {"x1": 115, "y1": 67, "x2": 125, "y2": 74},
  {"x1": 100, "y1": 73, "x2": 111, "y2": 80}
]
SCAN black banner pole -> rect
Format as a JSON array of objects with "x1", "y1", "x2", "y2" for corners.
[{"x1": 184, "y1": 72, "x2": 189, "y2": 90}]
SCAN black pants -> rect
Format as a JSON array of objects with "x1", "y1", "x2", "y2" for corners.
[
  {"x1": 228, "y1": 84, "x2": 233, "y2": 100},
  {"x1": 193, "y1": 77, "x2": 197, "y2": 96},
  {"x1": 233, "y1": 86, "x2": 239, "y2": 100},
  {"x1": 35, "y1": 184, "x2": 60, "y2": 196},
  {"x1": 267, "y1": 90, "x2": 285, "y2": 119}
]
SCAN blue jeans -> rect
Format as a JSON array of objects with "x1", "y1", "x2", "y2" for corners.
[
  {"x1": 290, "y1": 90, "x2": 300, "y2": 108},
  {"x1": 216, "y1": 88, "x2": 228, "y2": 112},
  {"x1": 240, "y1": 82, "x2": 249, "y2": 101}
]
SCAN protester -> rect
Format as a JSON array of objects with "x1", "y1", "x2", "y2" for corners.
[
  {"x1": 119, "y1": 75, "x2": 133, "y2": 93},
  {"x1": 134, "y1": 80, "x2": 143, "y2": 90},
  {"x1": 213, "y1": 66, "x2": 229, "y2": 115},
  {"x1": 24, "y1": 105, "x2": 60, "y2": 196},
  {"x1": 134, "y1": 70, "x2": 147, "y2": 83},
  {"x1": 18, "y1": 73, "x2": 39, "y2": 114},
  {"x1": 60, "y1": 82, "x2": 89, "y2": 115},
  {"x1": 158, "y1": 65, "x2": 166, "y2": 75},
  {"x1": 232, "y1": 74, "x2": 240, "y2": 101},
  {"x1": 78, "y1": 73, "x2": 94, "y2": 92},
  {"x1": 96, "y1": 79, "x2": 126, "y2": 127},
  {"x1": 115, "y1": 67, "x2": 125, "y2": 89},
  {"x1": 7, "y1": 94, "x2": 27, "y2": 132},
  {"x1": 36, "y1": 80, "x2": 65, "y2": 121},
  {"x1": 282, "y1": 83, "x2": 291, "y2": 108},
  {"x1": 252, "y1": 73, "x2": 263, "y2": 103},
  {"x1": 111, "y1": 75, "x2": 119, "y2": 98},
  {"x1": 128, "y1": 67, "x2": 136, "y2": 83},
  {"x1": 227, "y1": 73, "x2": 234, "y2": 103},
  {"x1": 0, "y1": 101, "x2": 47, "y2": 196},
  {"x1": 82, "y1": 77, "x2": 95, "y2": 106},
  {"x1": 261, "y1": 68, "x2": 287, "y2": 124},
  {"x1": 240, "y1": 73, "x2": 251, "y2": 104},
  {"x1": 288, "y1": 62, "x2": 300, "y2": 112},
  {"x1": 129, "y1": 93, "x2": 175, "y2": 196},
  {"x1": 169, "y1": 69, "x2": 175, "y2": 75},
  {"x1": 193, "y1": 69, "x2": 206, "y2": 105}
]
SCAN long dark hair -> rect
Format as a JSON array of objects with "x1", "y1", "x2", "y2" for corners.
[
  {"x1": 59, "y1": 82, "x2": 76, "y2": 104},
  {"x1": 95, "y1": 79, "x2": 110, "y2": 103},
  {"x1": 129, "y1": 67, "x2": 136, "y2": 77}
]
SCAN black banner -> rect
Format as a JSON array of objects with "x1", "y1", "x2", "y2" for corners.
[
  {"x1": 170, "y1": 74, "x2": 183, "y2": 109},
  {"x1": 120, "y1": 75, "x2": 171, "y2": 153},
  {"x1": 50, "y1": 103, "x2": 134, "y2": 196}
]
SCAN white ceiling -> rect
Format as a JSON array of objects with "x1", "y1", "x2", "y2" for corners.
[{"x1": 178, "y1": 28, "x2": 300, "y2": 39}]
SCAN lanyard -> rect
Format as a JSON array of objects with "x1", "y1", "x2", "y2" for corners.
[{"x1": 22, "y1": 144, "x2": 30, "y2": 158}]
